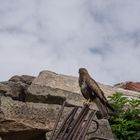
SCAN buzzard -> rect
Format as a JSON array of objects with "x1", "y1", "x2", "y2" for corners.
[{"x1": 78, "y1": 68, "x2": 114, "y2": 118}]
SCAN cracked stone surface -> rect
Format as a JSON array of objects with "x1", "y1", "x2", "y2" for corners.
[{"x1": 1, "y1": 70, "x2": 139, "y2": 140}]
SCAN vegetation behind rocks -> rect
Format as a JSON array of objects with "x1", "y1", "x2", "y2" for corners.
[{"x1": 108, "y1": 92, "x2": 140, "y2": 140}]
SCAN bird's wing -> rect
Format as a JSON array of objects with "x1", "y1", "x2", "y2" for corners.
[
  {"x1": 85, "y1": 77, "x2": 108, "y2": 104},
  {"x1": 85, "y1": 77, "x2": 115, "y2": 112}
]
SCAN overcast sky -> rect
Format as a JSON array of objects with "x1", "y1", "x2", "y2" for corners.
[{"x1": 0, "y1": 0, "x2": 140, "y2": 85}]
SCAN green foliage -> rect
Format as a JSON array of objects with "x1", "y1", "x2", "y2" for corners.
[{"x1": 108, "y1": 92, "x2": 140, "y2": 140}]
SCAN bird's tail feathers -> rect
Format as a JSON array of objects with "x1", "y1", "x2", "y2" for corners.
[
  {"x1": 106, "y1": 102, "x2": 115, "y2": 112},
  {"x1": 93, "y1": 98, "x2": 109, "y2": 119}
]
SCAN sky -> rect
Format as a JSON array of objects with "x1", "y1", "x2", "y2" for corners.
[{"x1": 0, "y1": 0, "x2": 140, "y2": 85}]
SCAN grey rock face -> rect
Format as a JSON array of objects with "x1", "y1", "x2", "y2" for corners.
[
  {"x1": 0, "y1": 96, "x2": 71, "y2": 140},
  {"x1": 9, "y1": 75, "x2": 35, "y2": 85},
  {"x1": 0, "y1": 83, "x2": 11, "y2": 94},
  {"x1": 27, "y1": 84, "x2": 84, "y2": 107},
  {"x1": 32, "y1": 71, "x2": 80, "y2": 93},
  {"x1": 29, "y1": 71, "x2": 140, "y2": 99},
  {"x1": 0, "y1": 75, "x2": 35, "y2": 102},
  {"x1": 91, "y1": 119, "x2": 114, "y2": 139},
  {"x1": 27, "y1": 70, "x2": 140, "y2": 108},
  {"x1": 0, "y1": 96, "x2": 114, "y2": 140},
  {"x1": 1, "y1": 70, "x2": 139, "y2": 140},
  {"x1": 27, "y1": 70, "x2": 85, "y2": 107}
]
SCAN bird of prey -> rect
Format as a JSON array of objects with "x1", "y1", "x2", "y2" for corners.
[{"x1": 78, "y1": 68, "x2": 114, "y2": 118}]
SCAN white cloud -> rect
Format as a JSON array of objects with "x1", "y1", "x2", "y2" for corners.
[{"x1": 0, "y1": 0, "x2": 140, "y2": 85}]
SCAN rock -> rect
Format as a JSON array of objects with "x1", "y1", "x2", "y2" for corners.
[
  {"x1": 27, "y1": 70, "x2": 86, "y2": 107},
  {"x1": 0, "y1": 75, "x2": 35, "y2": 102},
  {"x1": 114, "y1": 81, "x2": 140, "y2": 92},
  {"x1": 88, "y1": 119, "x2": 114, "y2": 139},
  {"x1": 0, "y1": 83, "x2": 10, "y2": 94},
  {"x1": 0, "y1": 96, "x2": 71, "y2": 140},
  {"x1": 27, "y1": 84, "x2": 84, "y2": 107},
  {"x1": 1, "y1": 81, "x2": 26, "y2": 101},
  {"x1": 9, "y1": 75, "x2": 35, "y2": 85},
  {"x1": 0, "y1": 96, "x2": 114, "y2": 140},
  {"x1": 27, "y1": 71, "x2": 140, "y2": 107},
  {"x1": 1, "y1": 70, "x2": 139, "y2": 140}
]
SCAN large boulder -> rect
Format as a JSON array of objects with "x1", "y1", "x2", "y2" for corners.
[
  {"x1": 27, "y1": 70, "x2": 140, "y2": 107},
  {"x1": 9, "y1": 75, "x2": 35, "y2": 85},
  {"x1": 0, "y1": 83, "x2": 11, "y2": 94},
  {"x1": 88, "y1": 119, "x2": 114, "y2": 139},
  {"x1": 27, "y1": 70, "x2": 84, "y2": 107},
  {"x1": 0, "y1": 96, "x2": 114, "y2": 140},
  {"x1": 0, "y1": 96, "x2": 71, "y2": 140},
  {"x1": 0, "y1": 75, "x2": 35, "y2": 102}
]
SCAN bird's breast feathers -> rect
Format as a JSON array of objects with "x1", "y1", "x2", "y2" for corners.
[
  {"x1": 81, "y1": 81, "x2": 86, "y2": 89},
  {"x1": 80, "y1": 81, "x2": 94, "y2": 95}
]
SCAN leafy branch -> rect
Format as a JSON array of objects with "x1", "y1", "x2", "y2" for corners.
[{"x1": 108, "y1": 92, "x2": 140, "y2": 140}]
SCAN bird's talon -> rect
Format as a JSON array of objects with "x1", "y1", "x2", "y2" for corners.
[{"x1": 83, "y1": 99, "x2": 91, "y2": 106}]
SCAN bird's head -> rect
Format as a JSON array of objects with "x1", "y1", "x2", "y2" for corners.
[{"x1": 79, "y1": 68, "x2": 88, "y2": 75}]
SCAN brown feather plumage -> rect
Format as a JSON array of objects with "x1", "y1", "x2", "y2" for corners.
[{"x1": 79, "y1": 68, "x2": 114, "y2": 118}]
